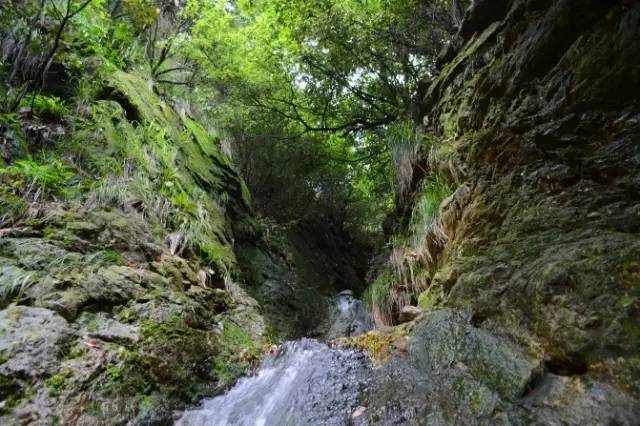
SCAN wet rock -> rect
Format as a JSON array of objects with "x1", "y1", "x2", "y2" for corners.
[
  {"x1": 459, "y1": 0, "x2": 510, "y2": 41},
  {"x1": 0, "y1": 306, "x2": 74, "y2": 379},
  {"x1": 523, "y1": 374, "x2": 640, "y2": 425},
  {"x1": 83, "y1": 313, "x2": 140, "y2": 344},
  {"x1": 319, "y1": 290, "x2": 372, "y2": 340},
  {"x1": 177, "y1": 339, "x2": 370, "y2": 426},
  {"x1": 410, "y1": 309, "x2": 542, "y2": 400}
]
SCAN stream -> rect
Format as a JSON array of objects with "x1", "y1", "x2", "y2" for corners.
[{"x1": 176, "y1": 290, "x2": 373, "y2": 426}]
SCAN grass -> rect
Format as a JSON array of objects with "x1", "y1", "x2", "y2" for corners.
[
  {"x1": 364, "y1": 174, "x2": 452, "y2": 326},
  {"x1": 407, "y1": 174, "x2": 451, "y2": 250},
  {"x1": 386, "y1": 119, "x2": 421, "y2": 201},
  {"x1": 363, "y1": 272, "x2": 394, "y2": 326},
  {"x1": 0, "y1": 271, "x2": 36, "y2": 309},
  {"x1": 79, "y1": 96, "x2": 236, "y2": 275},
  {"x1": 86, "y1": 249, "x2": 124, "y2": 271}
]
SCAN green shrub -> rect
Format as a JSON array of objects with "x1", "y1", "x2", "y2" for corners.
[
  {"x1": 0, "y1": 188, "x2": 29, "y2": 225},
  {"x1": 0, "y1": 159, "x2": 75, "y2": 197},
  {"x1": 363, "y1": 271, "x2": 395, "y2": 326},
  {"x1": 22, "y1": 95, "x2": 69, "y2": 120}
]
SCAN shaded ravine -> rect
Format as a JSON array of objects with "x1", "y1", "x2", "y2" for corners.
[{"x1": 176, "y1": 291, "x2": 373, "y2": 425}]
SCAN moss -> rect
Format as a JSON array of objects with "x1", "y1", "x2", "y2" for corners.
[
  {"x1": 213, "y1": 320, "x2": 261, "y2": 387},
  {"x1": 105, "y1": 68, "x2": 180, "y2": 134},
  {"x1": 46, "y1": 370, "x2": 73, "y2": 397},
  {"x1": 600, "y1": 356, "x2": 640, "y2": 397},
  {"x1": 48, "y1": 415, "x2": 61, "y2": 426},
  {"x1": 345, "y1": 331, "x2": 396, "y2": 364},
  {"x1": 180, "y1": 115, "x2": 230, "y2": 168},
  {"x1": 63, "y1": 343, "x2": 85, "y2": 360},
  {"x1": 240, "y1": 180, "x2": 253, "y2": 209},
  {"x1": 115, "y1": 306, "x2": 138, "y2": 323},
  {"x1": 99, "y1": 314, "x2": 234, "y2": 403},
  {"x1": 418, "y1": 288, "x2": 439, "y2": 310},
  {"x1": 440, "y1": 111, "x2": 459, "y2": 139},
  {"x1": 87, "y1": 319, "x2": 99, "y2": 333},
  {"x1": 0, "y1": 375, "x2": 23, "y2": 415},
  {"x1": 103, "y1": 348, "x2": 153, "y2": 398},
  {"x1": 451, "y1": 375, "x2": 496, "y2": 417}
]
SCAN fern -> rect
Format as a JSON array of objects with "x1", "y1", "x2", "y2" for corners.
[
  {"x1": 0, "y1": 158, "x2": 75, "y2": 197},
  {"x1": 21, "y1": 95, "x2": 69, "y2": 120}
]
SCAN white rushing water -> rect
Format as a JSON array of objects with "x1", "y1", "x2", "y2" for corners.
[
  {"x1": 176, "y1": 292, "x2": 372, "y2": 426},
  {"x1": 176, "y1": 339, "x2": 369, "y2": 426}
]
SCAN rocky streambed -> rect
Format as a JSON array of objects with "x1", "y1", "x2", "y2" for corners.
[
  {"x1": 176, "y1": 302, "x2": 640, "y2": 425},
  {"x1": 176, "y1": 291, "x2": 373, "y2": 425},
  {"x1": 176, "y1": 338, "x2": 370, "y2": 426}
]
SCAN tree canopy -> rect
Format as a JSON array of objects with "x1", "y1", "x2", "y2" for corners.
[
  {"x1": 1, "y1": 0, "x2": 465, "y2": 237},
  {"x1": 178, "y1": 0, "x2": 463, "y2": 233}
]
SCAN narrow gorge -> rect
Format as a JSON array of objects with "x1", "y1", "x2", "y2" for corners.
[{"x1": 0, "y1": 0, "x2": 638, "y2": 425}]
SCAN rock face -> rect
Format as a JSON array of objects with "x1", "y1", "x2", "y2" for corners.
[
  {"x1": 398, "y1": 305, "x2": 423, "y2": 323},
  {"x1": 319, "y1": 290, "x2": 372, "y2": 340},
  {"x1": 366, "y1": 0, "x2": 640, "y2": 423},
  {"x1": 236, "y1": 218, "x2": 367, "y2": 339},
  {"x1": 0, "y1": 64, "x2": 270, "y2": 425},
  {"x1": 361, "y1": 309, "x2": 638, "y2": 424}
]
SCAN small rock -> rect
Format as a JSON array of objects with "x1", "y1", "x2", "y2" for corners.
[
  {"x1": 352, "y1": 406, "x2": 367, "y2": 419},
  {"x1": 399, "y1": 305, "x2": 423, "y2": 323},
  {"x1": 86, "y1": 317, "x2": 140, "y2": 344}
]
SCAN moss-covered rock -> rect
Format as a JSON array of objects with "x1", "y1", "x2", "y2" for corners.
[
  {"x1": 0, "y1": 63, "x2": 268, "y2": 424},
  {"x1": 374, "y1": 0, "x2": 640, "y2": 423}
]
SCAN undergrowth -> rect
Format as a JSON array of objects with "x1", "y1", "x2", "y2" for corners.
[
  {"x1": 367, "y1": 173, "x2": 452, "y2": 326},
  {"x1": 0, "y1": 158, "x2": 76, "y2": 200},
  {"x1": 20, "y1": 95, "x2": 69, "y2": 121},
  {"x1": 387, "y1": 119, "x2": 421, "y2": 201}
]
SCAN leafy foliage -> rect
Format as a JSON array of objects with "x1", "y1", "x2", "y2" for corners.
[
  {"x1": 0, "y1": 0, "x2": 464, "y2": 325},
  {"x1": 174, "y1": 0, "x2": 463, "y2": 237},
  {"x1": 0, "y1": 158, "x2": 75, "y2": 197},
  {"x1": 21, "y1": 94, "x2": 69, "y2": 120}
]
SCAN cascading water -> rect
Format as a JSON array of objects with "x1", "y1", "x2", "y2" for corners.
[
  {"x1": 176, "y1": 291, "x2": 373, "y2": 426},
  {"x1": 321, "y1": 290, "x2": 372, "y2": 340},
  {"x1": 176, "y1": 339, "x2": 369, "y2": 425}
]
